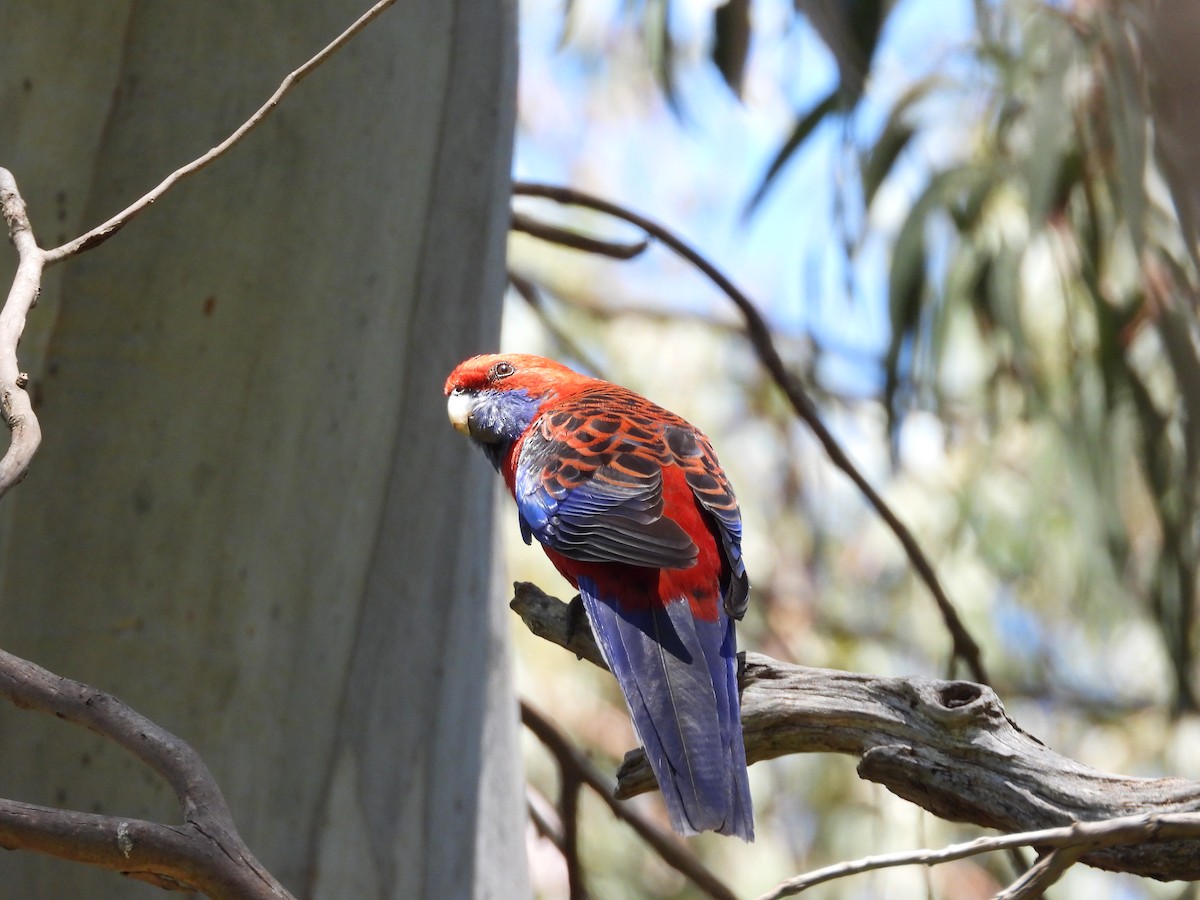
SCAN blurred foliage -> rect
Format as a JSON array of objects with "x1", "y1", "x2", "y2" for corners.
[
  {"x1": 508, "y1": 0, "x2": 1200, "y2": 897},
  {"x1": 875, "y1": 1, "x2": 1200, "y2": 715}
]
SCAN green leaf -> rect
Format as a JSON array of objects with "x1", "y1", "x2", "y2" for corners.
[
  {"x1": 712, "y1": 0, "x2": 751, "y2": 99},
  {"x1": 862, "y1": 76, "x2": 940, "y2": 209},
  {"x1": 883, "y1": 166, "x2": 988, "y2": 420},
  {"x1": 1021, "y1": 30, "x2": 1077, "y2": 225},
  {"x1": 948, "y1": 168, "x2": 995, "y2": 233},
  {"x1": 1098, "y1": 15, "x2": 1148, "y2": 255},
  {"x1": 796, "y1": 0, "x2": 892, "y2": 102},
  {"x1": 884, "y1": 188, "x2": 930, "y2": 423},
  {"x1": 645, "y1": 0, "x2": 684, "y2": 118},
  {"x1": 863, "y1": 123, "x2": 915, "y2": 211}
]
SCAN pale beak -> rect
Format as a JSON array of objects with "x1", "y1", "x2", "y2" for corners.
[{"x1": 446, "y1": 391, "x2": 474, "y2": 436}]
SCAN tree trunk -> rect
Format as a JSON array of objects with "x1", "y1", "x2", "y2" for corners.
[{"x1": 0, "y1": 2, "x2": 526, "y2": 897}]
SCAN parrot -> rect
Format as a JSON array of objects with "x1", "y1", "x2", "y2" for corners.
[{"x1": 444, "y1": 352, "x2": 753, "y2": 840}]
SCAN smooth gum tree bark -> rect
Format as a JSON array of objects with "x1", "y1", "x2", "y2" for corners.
[{"x1": 0, "y1": 2, "x2": 526, "y2": 897}]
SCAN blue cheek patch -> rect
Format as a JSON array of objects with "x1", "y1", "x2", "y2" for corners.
[{"x1": 470, "y1": 388, "x2": 543, "y2": 472}]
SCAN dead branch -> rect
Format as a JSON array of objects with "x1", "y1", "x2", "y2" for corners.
[
  {"x1": 758, "y1": 813, "x2": 1200, "y2": 899},
  {"x1": 520, "y1": 699, "x2": 737, "y2": 900},
  {"x1": 511, "y1": 211, "x2": 649, "y2": 259},
  {"x1": 0, "y1": 169, "x2": 44, "y2": 498},
  {"x1": 508, "y1": 182, "x2": 988, "y2": 684},
  {"x1": 1, "y1": 0, "x2": 399, "y2": 496},
  {"x1": 512, "y1": 582, "x2": 1200, "y2": 887},
  {"x1": 0, "y1": 648, "x2": 292, "y2": 898},
  {"x1": 41, "y1": 0, "x2": 398, "y2": 264}
]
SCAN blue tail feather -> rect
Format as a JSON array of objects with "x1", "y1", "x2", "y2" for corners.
[{"x1": 579, "y1": 578, "x2": 754, "y2": 840}]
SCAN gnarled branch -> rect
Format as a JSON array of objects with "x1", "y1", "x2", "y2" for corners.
[
  {"x1": 0, "y1": 169, "x2": 44, "y2": 498},
  {"x1": 511, "y1": 581, "x2": 1200, "y2": 886}
]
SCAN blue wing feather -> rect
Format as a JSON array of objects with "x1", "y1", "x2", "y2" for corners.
[{"x1": 515, "y1": 451, "x2": 698, "y2": 569}]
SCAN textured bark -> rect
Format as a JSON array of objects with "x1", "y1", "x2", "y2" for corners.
[
  {"x1": 0, "y1": 3, "x2": 525, "y2": 898},
  {"x1": 513, "y1": 582, "x2": 1200, "y2": 883}
]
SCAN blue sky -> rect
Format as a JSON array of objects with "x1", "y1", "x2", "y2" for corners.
[{"x1": 511, "y1": 0, "x2": 979, "y2": 397}]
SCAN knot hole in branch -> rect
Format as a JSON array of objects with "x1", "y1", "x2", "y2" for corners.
[
  {"x1": 938, "y1": 681, "x2": 983, "y2": 709},
  {"x1": 920, "y1": 678, "x2": 1003, "y2": 729}
]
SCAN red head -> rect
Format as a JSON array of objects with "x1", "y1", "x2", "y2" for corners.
[
  {"x1": 444, "y1": 353, "x2": 596, "y2": 467},
  {"x1": 443, "y1": 354, "x2": 585, "y2": 403}
]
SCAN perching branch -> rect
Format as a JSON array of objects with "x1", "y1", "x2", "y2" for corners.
[
  {"x1": 512, "y1": 582, "x2": 1200, "y2": 889},
  {"x1": 510, "y1": 182, "x2": 988, "y2": 685},
  {"x1": 0, "y1": 648, "x2": 292, "y2": 897}
]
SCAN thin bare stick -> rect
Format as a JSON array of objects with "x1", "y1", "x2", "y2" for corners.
[
  {"x1": 757, "y1": 813, "x2": 1200, "y2": 899},
  {"x1": 42, "y1": 0, "x2": 398, "y2": 264},
  {"x1": 512, "y1": 211, "x2": 649, "y2": 259},
  {"x1": 3, "y1": 0, "x2": 398, "y2": 497},
  {"x1": 507, "y1": 272, "x2": 607, "y2": 376},
  {"x1": 509, "y1": 181, "x2": 988, "y2": 684},
  {"x1": 520, "y1": 699, "x2": 737, "y2": 900},
  {"x1": 994, "y1": 847, "x2": 1083, "y2": 900},
  {"x1": 0, "y1": 169, "x2": 45, "y2": 498},
  {"x1": 526, "y1": 786, "x2": 565, "y2": 851}
]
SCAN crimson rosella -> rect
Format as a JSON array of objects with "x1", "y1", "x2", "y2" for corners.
[{"x1": 445, "y1": 353, "x2": 753, "y2": 840}]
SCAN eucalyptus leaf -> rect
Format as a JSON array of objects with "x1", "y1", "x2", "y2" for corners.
[
  {"x1": 712, "y1": 0, "x2": 751, "y2": 99},
  {"x1": 861, "y1": 76, "x2": 940, "y2": 210}
]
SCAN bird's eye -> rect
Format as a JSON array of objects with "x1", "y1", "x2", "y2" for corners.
[{"x1": 490, "y1": 361, "x2": 516, "y2": 380}]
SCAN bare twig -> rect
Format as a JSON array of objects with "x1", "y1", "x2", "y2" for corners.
[
  {"x1": 520, "y1": 699, "x2": 738, "y2": 900},
  {"x1": 526, "y1": 786, "x2": 565, "y2": 851},
  {"x1": 523, "y1": 699, "x2": 588, "y2": 900},
  {"x1": 561, "y1": 765, "x2": 586, "y2": 899},
  {"x1": 507, "y1": 273, "x2": 607, "y2": 376},
  {"x1": 758, "y1": 814, "x2": 1200, "y2": 899},
  {"x1": 993, "y1": 847, "x2": 1083, "y2": 900},
  {"x1": 0, "y1": 169, "x2": 44, "y2": 498},
  {"x1": 509, "y1": 181, "x2": 988, "y2": 684},
  {"x1": 512, "y1": 583, "x2": 1200, "y2": 884},
  {"x1": 511, "y1": 211, "x2": 649, "y2": 259},
  {"x1": 0, "y1": 648, "x2": 292, "y2": 897},
  {"x1": 2, "y1": 0, "x2": 399, "y2": 497},
  {"x1": 42, "y1": 0, "x2": 398, "y2": 264}
]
